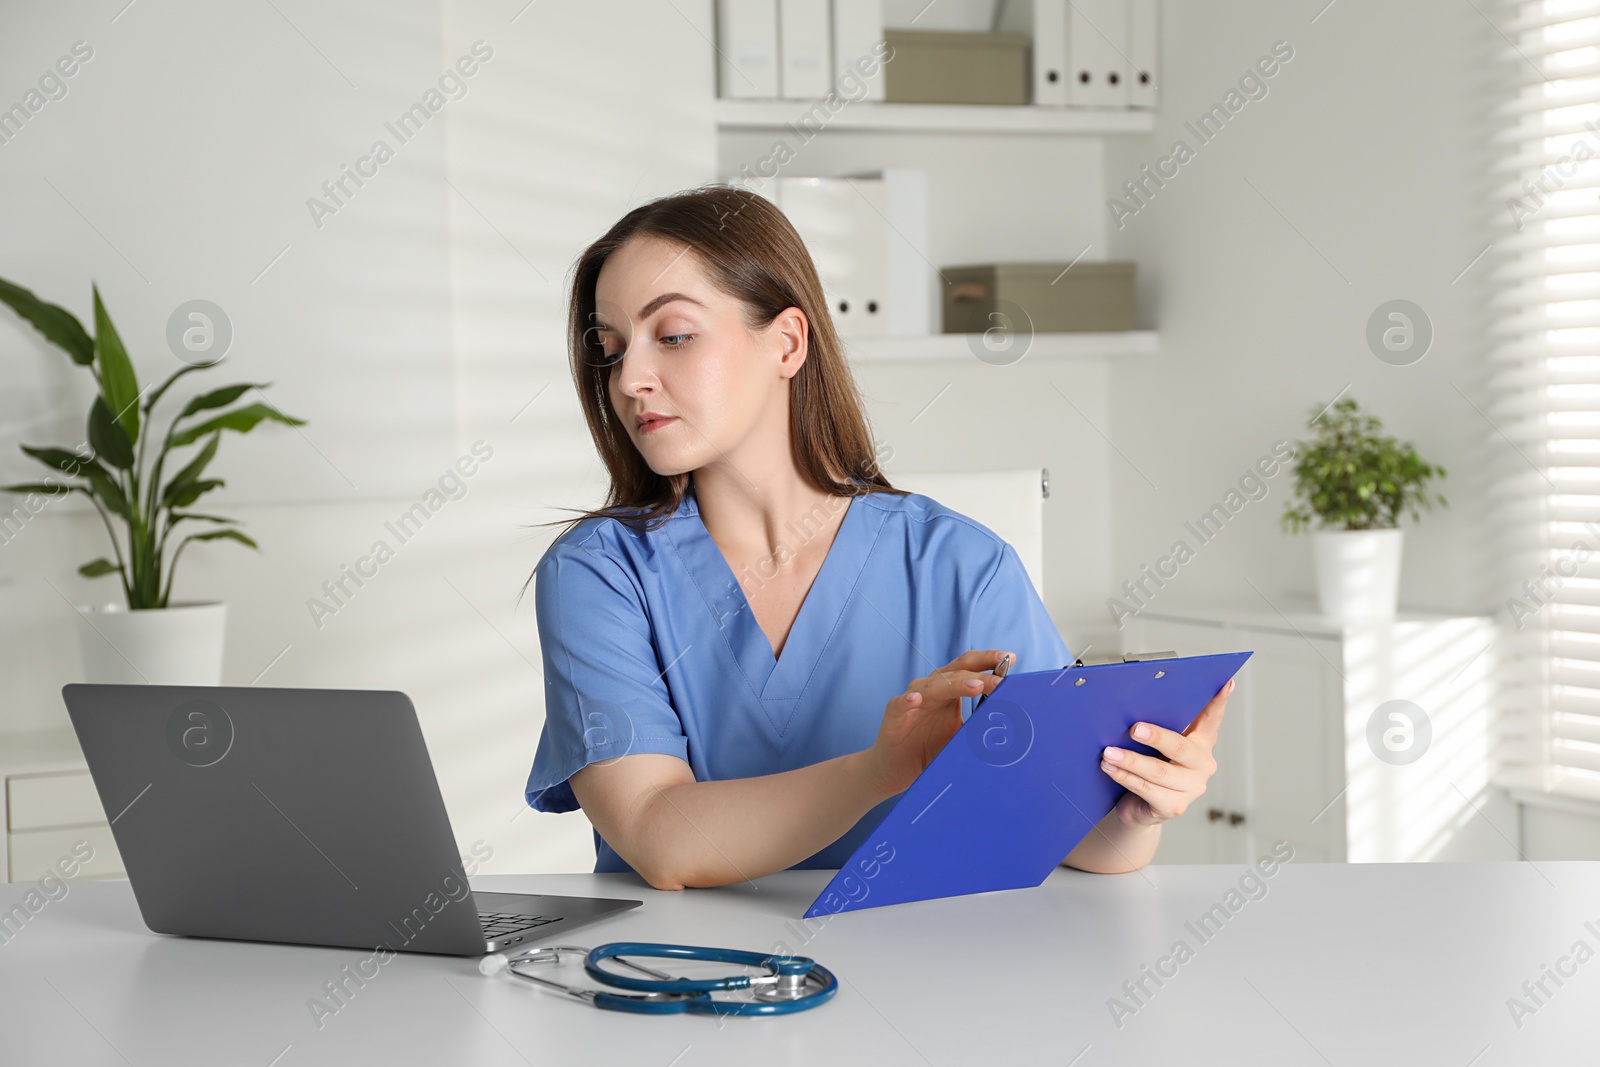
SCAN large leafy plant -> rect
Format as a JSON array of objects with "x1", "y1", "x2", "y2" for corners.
[
  {"x1": 0, "y1": 278, "x2": 304, "y2": 608},
  {"x1": 1281, "y1": 397, "x2": 1446, "y2": 533}
]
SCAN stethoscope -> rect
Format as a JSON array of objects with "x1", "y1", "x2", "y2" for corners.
[{"x1": 479, "y1": 942, "x2": 838, "y2": 1016}]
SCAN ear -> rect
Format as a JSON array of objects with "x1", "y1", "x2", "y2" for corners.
[{"x1": 770, "y1": 306, "x2": 809, "y2": 380}]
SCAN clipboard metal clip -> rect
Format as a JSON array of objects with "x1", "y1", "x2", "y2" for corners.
[{"x1": 1071, "y1": 650, "x2": 1177, "y2": 668}]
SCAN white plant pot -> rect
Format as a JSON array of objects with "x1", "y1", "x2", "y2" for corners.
[
  {"x1": 1311, "y1": 529, "x2": 1403, "y2": 622},
  {"x1": 73, "y1": 601, "x2": 227, "y2": 685}
]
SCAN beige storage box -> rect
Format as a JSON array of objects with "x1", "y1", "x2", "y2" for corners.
[
  {"x1": 883, "y1": 29, "x2": 1029, "y2": 106},
  {"x1": 941, "y1": 261, "x2": 1137, "y2": 333}
]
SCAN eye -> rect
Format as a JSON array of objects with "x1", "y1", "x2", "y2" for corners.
[{"x1": 660, "y1": 333, "x2": 693, "y2": 349}]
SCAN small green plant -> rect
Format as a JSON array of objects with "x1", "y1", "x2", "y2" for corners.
[
  {"x1": 0, "y1": 278, "x2": 304, "y2": 608},
  {"x1": 1281, "y1": 397, "x2": 1446, "y2": 533}
]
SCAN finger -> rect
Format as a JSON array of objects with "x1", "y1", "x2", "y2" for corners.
[
  {"x1": 942, "y1": 649, "x2": 1014, "y2": 674},
  {"x1": 910, "y1": 651, "x2": 1013, "y2": 700},
  {"x1": 1182, "y1": 680, "x2": 1233, "y2": 740},
  {"x1": 1099, "y1": 758, "x2": 1193, "y2": 819},
  {"x1": 922, "y1": 668, "x2": 1003, "y2": 699},
  {"x1": 1127, "y1": 720, "x2": 1206, "y2": 768},
  {"x1": 1102, "y1": 745, "x2": 1207, "y2": 791}
]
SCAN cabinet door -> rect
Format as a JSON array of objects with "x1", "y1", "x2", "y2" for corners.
[
  {"x1": 1124, "y1": 617, "x2": 1235, "y2": 863},
  {"x1": 1230, "y1": 627, "x2": 1345, "y2": 863}
]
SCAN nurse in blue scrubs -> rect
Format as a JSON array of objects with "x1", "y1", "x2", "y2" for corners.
[{"x1": 524, "y1": 185, "x2": 1230, "y2": 890}]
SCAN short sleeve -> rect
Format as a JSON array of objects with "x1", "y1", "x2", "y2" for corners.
[
  {"x1": 524, "y1": 541, "x2": 690, "y2": 813},
  {"x1": 965, "y1": 540, "x2": 1073, "y2": 676}
]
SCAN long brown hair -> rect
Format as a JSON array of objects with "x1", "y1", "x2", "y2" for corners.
[{"x1": 535, "y1": 182, "x2": 904, "y2": 547}]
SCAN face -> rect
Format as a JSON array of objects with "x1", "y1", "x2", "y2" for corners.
[{"x1": 592, "y1": 235, "x2": 806, "y2": 477}]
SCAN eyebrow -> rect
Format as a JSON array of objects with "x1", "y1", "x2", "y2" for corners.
[{"x1": 594, "y1": 292, "x2": 708, "y2": 329}]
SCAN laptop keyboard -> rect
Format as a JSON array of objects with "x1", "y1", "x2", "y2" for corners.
[{"x1": 479, "y1": 910, "x2": 562, "y2": 939}]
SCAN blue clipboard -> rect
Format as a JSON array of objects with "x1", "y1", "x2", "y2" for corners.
[{"x1": 803, "y1": 650, "x2": 1253, "y2": 918}]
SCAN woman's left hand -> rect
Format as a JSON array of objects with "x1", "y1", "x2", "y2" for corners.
[{"x1": 1101, "y1": 678, "x2": 1232, "y2": 827}]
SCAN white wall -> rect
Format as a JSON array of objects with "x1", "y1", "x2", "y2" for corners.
[
  {"x1": 1, "y1": 0, "x2": 1112, "y2": 876},
  {"x1": 1100, "y1": 2, "x2": 1600, "y2": 855},
  {"x1": 0, "y1": 0, "x2": 720, "y2": 875},
  {"x1": 6, "y1": 0, "x2": 1576, "y2": 872},
  {"x1": 1103, "y1": 0, "x2": 1496, "y2": 621},
  {"x1": 0, "y1": 0, "x2": 460, "y2": 503}
]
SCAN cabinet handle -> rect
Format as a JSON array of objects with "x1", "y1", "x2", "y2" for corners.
[
  {"x1": 1207, "y1": 807, "x2": 1224, "y2": 822},
  {"x1": 1228, "y1": 812, "x2": 1245, "y2": 826}
]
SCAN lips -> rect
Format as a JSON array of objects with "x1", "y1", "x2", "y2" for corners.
[{"x1": 636, "y1": 414, "x2": 677, "y2": 434}]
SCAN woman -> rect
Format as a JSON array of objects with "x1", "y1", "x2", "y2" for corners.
[{"x1": 524, "y1": 185, "x2": 1228, "y2": 891}]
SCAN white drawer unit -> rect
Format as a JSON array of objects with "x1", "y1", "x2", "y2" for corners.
[
  {"x1": 8, "y1": 826, "x2": 122, "y2": 881},
  {"x1": 8, "y1": 771, "x2": 107, "y2": 830},
  {"x1": 1124, "y1": 602, "x2": 1496, "y2": 866},
  {"x1": 1, "y1": 730, "x2": 125, "y2": 883}
]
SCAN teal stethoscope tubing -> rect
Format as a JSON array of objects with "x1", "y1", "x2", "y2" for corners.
[{"x1": 495, "y1": 942, "x2": 838, "y2": 1016}]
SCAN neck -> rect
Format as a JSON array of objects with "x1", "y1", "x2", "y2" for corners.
[{"x1": 693, "y1": 470, "x2": 852, "y2": 560}]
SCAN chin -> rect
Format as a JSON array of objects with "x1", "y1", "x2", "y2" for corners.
[{"x1": 636, "y1": 448, "x2": 698, "y2": 478}]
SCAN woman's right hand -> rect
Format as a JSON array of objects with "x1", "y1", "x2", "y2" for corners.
[{"x1": 859, "y1": 649, "x2": 1014, "y2": 801}]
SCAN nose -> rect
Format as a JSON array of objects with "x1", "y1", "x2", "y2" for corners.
[{"x1": 610, "y1": 342, "x2": 658, "y2": 401}]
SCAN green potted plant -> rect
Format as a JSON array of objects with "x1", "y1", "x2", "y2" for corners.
[
  {"x1": 1281, "y1": 397, "x2": 1447, "y2": 620},
  {"x1": 0, "y1": 278, "x2": 304, "y2": 683}
]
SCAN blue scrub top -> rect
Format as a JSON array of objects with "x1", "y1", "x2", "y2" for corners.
[{"x1": 524, "y1": 481, "x2": 1073, "y2": 874}]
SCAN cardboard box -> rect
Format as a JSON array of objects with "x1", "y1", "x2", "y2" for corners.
[
  {"x1": 883, "y1": 29, "x2": 1030, "y2": 106},
  {"x1": 942, "y1": 261, "x2": 1137, "y2": 333}
]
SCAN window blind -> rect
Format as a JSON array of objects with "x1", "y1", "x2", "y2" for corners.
[{"x1": 1495, "y1": 0, "x2": 1600, "y2": 799}]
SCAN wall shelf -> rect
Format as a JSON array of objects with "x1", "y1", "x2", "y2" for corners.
[
  {"x1": 843, "y1": 330, "x2": 1157, "y2": 362},
  {"x1": 715, "y1": 99, "x2": 1156, "y2": 135}
]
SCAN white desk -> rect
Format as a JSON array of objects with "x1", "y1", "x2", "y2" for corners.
[{"x1": 1, "y1": 862, "x2": 1593, "y2": 1064}]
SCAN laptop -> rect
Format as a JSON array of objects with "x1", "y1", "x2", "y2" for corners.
[{"x1": 61, "y1": 684, "x2": 642, "y2": 956}]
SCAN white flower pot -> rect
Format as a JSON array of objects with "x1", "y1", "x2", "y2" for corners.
[
  {"x1": 73, "y1": 601, "x2": 227, "y2": 685},
  {"x1": 1311, "y1": 529, "x2": 1403, "y2": 622}
]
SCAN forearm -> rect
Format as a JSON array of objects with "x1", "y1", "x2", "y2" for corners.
[
  {"x1": 632, "y1": 750, "x2": 886, "y2": 890},
  {"x1": 1060, "y1": 803, "x2": 1164, "y2": 874}
]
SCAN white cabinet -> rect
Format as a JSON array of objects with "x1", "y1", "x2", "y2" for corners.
[
  {"x1": 1124, "y1": 603, "x2": 1495, "y2": 865},
  {"x1": 2, "y1": 730, "x2": 123, "y2": 883}
]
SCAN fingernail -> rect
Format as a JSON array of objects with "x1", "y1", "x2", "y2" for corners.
[
  {"x1": 1104, "y1": 747, "x2": 1125, "y2": 762},
  {"x1": 1227, "y1": 678, "x2": 1236, "y2": 693},
  {"x1": 966, "y1": 678, "x2": 982, "y2": 688},
  {"x1": 1132, "y1": 723, "x2": 1151, "y2": 741}
]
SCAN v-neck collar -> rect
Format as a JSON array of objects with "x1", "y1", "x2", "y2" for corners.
[{"x1": 667, "y1": 481, "x2": 884, "y2": 717}]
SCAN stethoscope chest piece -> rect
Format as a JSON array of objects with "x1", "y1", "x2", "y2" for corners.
[{"x1": 753, "y1": 969, "x2": 810, "y2": 1002}]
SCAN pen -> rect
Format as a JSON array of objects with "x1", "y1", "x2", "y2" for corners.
[{"x1": 971, "y1": 652, "x2": 1012, "y2": 714}]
